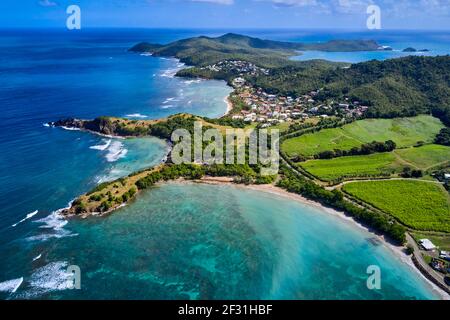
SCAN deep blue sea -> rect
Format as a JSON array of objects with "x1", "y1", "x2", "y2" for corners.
[{"x1": 0, "y1": 29, "x2": 448, "y2": 299}]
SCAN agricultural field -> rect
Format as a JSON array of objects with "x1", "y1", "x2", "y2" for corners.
[
  {"x1": 299, "y1": 144, "x2": 450, "y2": 182},
  {"x1": 395, "y1": 144, "x2": 450, "y2": 170},
  {"x1": 282, "y1": 115, "x2": 445, "y2": 157},
  {"x1": 343, "y1": 180, "x2": 450, "y2": 232},
  {"x1": 299, "y1": 152, "x2": 400, "y2": 181}
]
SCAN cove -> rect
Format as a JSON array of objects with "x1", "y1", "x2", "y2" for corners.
[{"x1": 25, "y1": 182, "x2": 440, "y2": 300}]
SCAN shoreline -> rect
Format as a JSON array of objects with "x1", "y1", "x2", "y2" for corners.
[
  {"x1": 188, "y1": 177, "x2": 450, "y2": 300},
  {"x1": 51, "y1": 54, "x2": 449, "y2": 299},
  {"x1": 222, "y1": 95, "x2": 233, "y2": 117}
]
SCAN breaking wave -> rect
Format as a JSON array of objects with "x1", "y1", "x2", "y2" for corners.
[
  {"x1": 105, "y1": 140, "x2": 128, "y2": 162},
  {"x1": 15, "y1": 262, "x2": 71, "y2": 298},
  {"x1": 0, "y1": 277, "x2": 23, "y2": 294},
  {"x1": 89, "y1": 139, "x2": 112, "y2": 151},
  {"x1": 125, "y1": 113, "x2": 148, "y2": 118},
  {"x1": 26, "y1": 201, "x2": 78, "y2": 242}
]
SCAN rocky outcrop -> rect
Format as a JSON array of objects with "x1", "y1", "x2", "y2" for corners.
[{"x1": 50, "y1": 117, "x2": 149, "y2": 137}]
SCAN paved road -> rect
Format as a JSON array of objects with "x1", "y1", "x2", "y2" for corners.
[{"x1": 406, "y1": 233, "x2": 450, "y2": 296}]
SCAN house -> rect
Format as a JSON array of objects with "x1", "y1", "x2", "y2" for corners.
[
  {"x1": 440, "y1": 251, "x2": 450, "y2": 261},
  {"x1": 419, "y1": 239, "x2": 436, "y2": 251},
  {"x1": 233, "y1": 77, "x2": 246, "y2": 87}
]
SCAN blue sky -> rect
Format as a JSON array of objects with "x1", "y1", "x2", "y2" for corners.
[{"x1": 0, "y1": 0, "x2": 449, "y2": 29}]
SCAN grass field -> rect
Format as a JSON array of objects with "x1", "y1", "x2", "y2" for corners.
[
  {"x1": 299, "y1": 153, "x2": 399, "y2": 181},
  {"x1": 299, "y1": 144, "x2": 450, "y2": 182},
  {"x1": 343, "y1": 180, "x2": 450, "y2": 232},
  {"x1": 395, "y1": 144, "x2": 450, "y2": 170},
  {"x1": 282, "y1": 115, "x2": 445, "y2": 157}
]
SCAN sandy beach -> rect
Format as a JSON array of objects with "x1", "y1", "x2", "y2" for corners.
[
  {"x1": 222, "y1": 95, "x2": 233, "y2": 117},
  {"x1": 189, "y1": 177, "x2": 450, "y2": 299}
]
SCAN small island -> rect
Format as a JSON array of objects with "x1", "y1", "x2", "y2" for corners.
[{"x1": 403, "y1": 47, "x2": 430, "y2": 53}]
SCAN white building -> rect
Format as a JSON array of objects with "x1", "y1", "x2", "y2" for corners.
[{"x1": 419, "y1": 239, "x2": 436, "y2": 251}]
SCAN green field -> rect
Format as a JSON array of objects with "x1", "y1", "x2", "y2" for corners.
[
  {"x1": 299, "y1": 144, "x2": 450, "y2": 182},
  {"x1": 343, "y1": 180, "x2": 450, "y2": 232},
  {"x1": 282, "y1": 116, "x2": 445, "y2": 157},
  {"x1": 395, "y1": 144, "x2": 450, "y2": 170},
  {"x1": 300, "y1": 153, "x2": 399, "y2": 181}
]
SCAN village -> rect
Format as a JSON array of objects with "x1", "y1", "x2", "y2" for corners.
[
  {"x1": 417, "y1": 239, "x2": 450, "y2": 286},
  {"x1": 229, "y1": 76, "x2": 369, "y2": 127},
  {"x1": 202, "y1": 60, "x2": 270, "y2": 77}
]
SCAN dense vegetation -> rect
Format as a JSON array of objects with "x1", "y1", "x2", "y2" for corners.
[
  {"x1": 343, "y1": 180, "x2": 450, "y2": 233},
  {"x1": 129, "y1": 33, "x2": 379, "y2": 68},
  {"x1": 130, "y1": 33, "x2": 450, "y2": 125},
  {"x1": 276, "y1": 165, "x2": 406, "y2": 244},
  {"x1": 435, "y1": 127, "x2": 450, "y2": 146},
  {"x1": 70, "y1": 163, "x2": 276, "y2": 215},
  {"x1": 314, "y1": 140, "x2": 396, "y2": 160},
  {"x1": 251, "y1": 56, "x2": 450, "y2": 125}
]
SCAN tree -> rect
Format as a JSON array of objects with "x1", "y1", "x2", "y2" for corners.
[{"x1": 435, "y1": 127, "x2": 450, "y2": 146}]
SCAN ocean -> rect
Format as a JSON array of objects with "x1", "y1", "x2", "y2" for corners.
[{"x1": 0, "y1": 28, "x2": 448, "y2": 299}]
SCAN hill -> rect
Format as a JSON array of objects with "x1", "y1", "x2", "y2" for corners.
[
  {"x1": 129, "y1": 33, "x2": 380, "y2": 68},
  {"x1": 130, "y1": 34, "x2": 450, "y2": 126},
  {"x1": 250, "y1": 55, "x2": 450, "y2": 125}
]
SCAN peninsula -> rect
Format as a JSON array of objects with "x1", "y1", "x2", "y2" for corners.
[{"x1": 50, "y1": 33, "x2": 450, "y2": 295}]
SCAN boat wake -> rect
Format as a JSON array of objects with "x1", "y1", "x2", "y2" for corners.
[{"x1": 12, "y1": 210, "x2": 38, "y2": 227}]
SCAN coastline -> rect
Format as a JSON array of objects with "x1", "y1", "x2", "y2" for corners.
[
  {"x1": 188, "y1": 177, "x2": 450, "y2": 300},
  {"x1": 51, "y1": 53, "x2": 449, "y2": 299},
  {"x1": 222, "y1": 95, "x2": 233, "y2": 117}
]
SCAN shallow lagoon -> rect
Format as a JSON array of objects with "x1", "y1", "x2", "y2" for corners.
[{"x1": 14, "y1": 182, "x2": 439, "y2": 300}]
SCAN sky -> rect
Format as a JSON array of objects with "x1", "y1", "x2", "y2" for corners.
[{"x1": 0, "y1": 0, "x2": 449, "y2": 29}]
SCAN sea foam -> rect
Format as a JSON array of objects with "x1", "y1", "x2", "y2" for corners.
[
  {"x1": 105, "y1": 140, "x2": 128, "y2": 162},
  {"x1": 27, "y1": 201, "x2": 78, "y2": 242},
  {"x1": 89, "y1": 139, "x2": 112, "y2": 151},
  {"x1": 16, "y1": 262, "x2": 71, "y2": 298},
  {"x1": 125, "y1": 113, "x2": 148, "y2": 118},
  {"x1": 0, "y1": 277, "x2": 23, "y2": 294}
]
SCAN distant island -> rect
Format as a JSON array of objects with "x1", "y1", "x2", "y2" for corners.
[{"x1": 403, "y1": 47, "x2": 430, "y2": 52}]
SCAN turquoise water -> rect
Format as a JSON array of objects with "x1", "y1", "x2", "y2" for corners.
[
  {"x1": 0, "y1": 29, "x2": 231, "y2": 298},
  {"x1": 290, "y1": 30, "x2": 450, "y2": 63},
  {"x1": 9, "y1": 183, "x2": 439, "y2": 300},
  {"x1": 0, "y1": 29, "x2": 447, "y2": 299}
]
